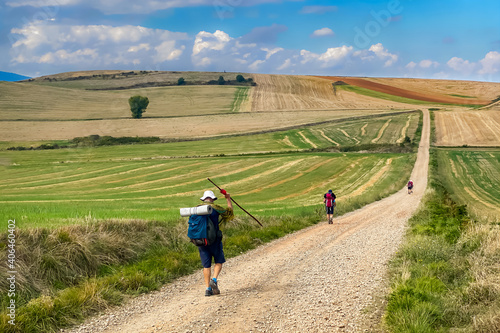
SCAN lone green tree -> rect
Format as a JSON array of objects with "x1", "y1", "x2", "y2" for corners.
[
  {"x1": 218, "y1": 75, "x2": 225, "y2": 85},
  {"x1": 128, "y1": 95, "x2": 149, "y2": 119},
  {"x1": 177, "y1": 77, "x2": 186, "y2": 85}
]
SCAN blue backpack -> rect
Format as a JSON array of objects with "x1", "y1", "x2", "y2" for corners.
[{"x1": 187, "y1": 214, "x2": 217, "y2": 246}]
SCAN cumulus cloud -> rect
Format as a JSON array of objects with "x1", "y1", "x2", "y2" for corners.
[
  {"x1": 311, "y1": 28, "x2": 334, "y2": 38},
  {"x1": 447, "y1": 57, "x2": 476, "y2": 75},
  {"x1": 193, "y1": 30, "x2": 231, "y2": 56},
  {"x1": 405, "y1": 61, "x2": 417, "y2": 70},
  {"x1": 368, "y1": 43, "x2": 398, "y2": 67},
  {"x1": 418, "y1": 59, "x2": 439, "y2": 69},
  {"x1": 479, "y1": 51, "x2": 500, "y2": 75},
  {"x1": 7, "y1": 21, "x2": 499, "y2": 81},
  {"x1": 10, "y1": 22, "x2": 189, "y2": 68}
]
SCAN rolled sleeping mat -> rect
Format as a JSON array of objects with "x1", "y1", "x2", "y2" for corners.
[{"x1": 180, "y1": 205, "x2": 213, "y2": 217}]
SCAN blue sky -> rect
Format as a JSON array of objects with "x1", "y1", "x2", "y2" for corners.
[{"x1": 1, "y1": 0, "x2": 499, "y2": 81}]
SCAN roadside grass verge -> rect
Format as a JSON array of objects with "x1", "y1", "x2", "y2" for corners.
[
  {"x1": 384, "y1": 149, "x2": 500, "y2": 332},
  {"x1": 0, "y1": 213, "x2": 320, "y2": 332}
]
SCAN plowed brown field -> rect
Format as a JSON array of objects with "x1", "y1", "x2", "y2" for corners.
[
  {"x1": 316, "y1": 76, "x2": 495, "y2": 105},
  {"x1": 434, "y1": 111, "x2": 500, "y2": 146}
]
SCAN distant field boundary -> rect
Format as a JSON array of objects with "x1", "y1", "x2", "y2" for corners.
[
  {"x1": 83, "y1": 80, "x2": 256, "y2": 90},
  {"x1": 0, "y1": 110, "x2": 419, "y2": 146},
  {"x1": 0, "y1": 109, "x2": 418, "y2": 123}
]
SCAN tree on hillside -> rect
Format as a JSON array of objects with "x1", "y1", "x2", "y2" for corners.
[
  {"x1": 236, "y1": 74, "x2": 246, "y2": 82},
  {"x1": 128, "y1": 95, "x2": 149, "y2": 119},
  {"x1": 177, "y1": 77, "x2": 186, "y2": 85},
  {"x1": 218, "y1": 76, "x2": 225, "y2": 85}
]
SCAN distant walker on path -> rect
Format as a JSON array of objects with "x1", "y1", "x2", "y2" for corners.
[
  {"x1": 324, "y1": 189, "x2": 336, "y2": 224},
  {"x1": 407, "y1": 179, "x2": 414, "y2": 194}
]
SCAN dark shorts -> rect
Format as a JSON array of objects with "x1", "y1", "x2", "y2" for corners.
[
  {"x1": 198, "y1": 241, "x2": 225, "y2": 268},
  {"x1": 326, "y1": 206, "x2": 334, "y2": 214},
  {"x1": 408, "y1": 186, "x2": 413, "y2": 190}
]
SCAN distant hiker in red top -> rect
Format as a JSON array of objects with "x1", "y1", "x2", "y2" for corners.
[
  {"x1": 324, "y1": 189, "x2": 336, "y2": 224},
  {"x1": 407, "y1": 180, "x2": 414, "y2": 194}
]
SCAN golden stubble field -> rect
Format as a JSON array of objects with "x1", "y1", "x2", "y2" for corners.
[
  {"x1": 250, "y1": 74, "x2": 418, "y2": 111},
  {"x1": 434, "y1": 110, "x2": 500, "y2": 146}
]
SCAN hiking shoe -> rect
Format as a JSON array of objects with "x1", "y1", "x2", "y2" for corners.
[
  {"x1": 209, "y1": 278, "x2": 220, "y2": 295},
  {"x1": 205, "y1": 288, "x2": 213, "y2": 297}
]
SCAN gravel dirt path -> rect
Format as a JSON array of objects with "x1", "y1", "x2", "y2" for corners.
[{"x1": 69, "y1": 110, "x2": 430, "y2": 333}]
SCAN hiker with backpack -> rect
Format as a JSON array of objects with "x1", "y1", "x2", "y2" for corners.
[
  {"x1": 324, "y1": 189, "x2": 336, "y2": 224},
  {"x1": 407, "y1": 180, "x2": 414, "y2": 194},
  {"x1": 194, "y1": 190, "x2": 234, "y2": 296}
]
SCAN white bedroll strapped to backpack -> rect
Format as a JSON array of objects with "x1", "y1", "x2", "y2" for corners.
[
  {"x1": 180, "y1": 205, "x2": 213, "y2": 217},
  {"x1": 180, "y1": 205, "x2": 217, "y2": 246}
]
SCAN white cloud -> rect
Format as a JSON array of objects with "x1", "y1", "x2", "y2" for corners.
[
  {"x1": 262, "y1": 47, "x2": 283, "y2": 60},
  {"x1": 405, "y1": 61, "x2": 417, "y2": 69},
  {"x1": 193, "y1": 30, "x2": 231, "y2": 56},
  {"x1": 418, "y1": 59, "x2": 439, "y2": 69},
  {"x1": 36, "y1": 48, "x2": 98, "y2": 64},
  {"x1": 10, "y1": 23, "x2": 189, "y2": 66},
  {"x1": 479, "y1": 51, "x2": 500, "y2": 75},
  {"x1": 277, "y1": 58, "x2": 292, "y2": 71},
  {"x1": 7, "y1": 22, "x2": 499, "y2": 81},
  {"x1": 249, "y1": 59, "x2": 265, "y2": 71},
  {"x1": 368, "y1": 43, "x2": 398, "y2": 67},
  {"x1": 447, "y1": 57, "x2": 476, "y2": 75},
  {"x1": 311, "y1": 28, "x2": 334, "y2": 38},
  {"x1": 154, "y1": 41, "x2": 185, "y2": 62},
  {"x1": 300, "y1": 46, "x2": 353, "y2": 66},
  {"x1": 128, "y1": 43, "x2": 151, "y2": 53}
]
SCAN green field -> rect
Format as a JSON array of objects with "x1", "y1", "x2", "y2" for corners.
[
  {"x1": 0, "y1": 112, "x2": 420, "y2": 228},
  {"x1": 437, "y1": 149, "x2": 500, "y2": 221},
  {"x1": 0, "y1": 150, "x2": 414, "y2": 228}
]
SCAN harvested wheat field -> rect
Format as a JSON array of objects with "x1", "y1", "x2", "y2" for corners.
[
  {"x1": 250, "y1": 74, "x2": 415, "y2": 111},
  {"x1": 0, "y1": 109, "x2": 397, "y2": 141},
  {"x1": 317, "y1": 76, "x2": 496, "y2": 105},
  {"x1": 434, "y1": 110, "x2": 500, "y2": 146}
]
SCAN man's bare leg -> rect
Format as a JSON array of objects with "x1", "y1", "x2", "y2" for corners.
[{"x1": 203, "y1": 267, "x2": 211, "y2": 288}]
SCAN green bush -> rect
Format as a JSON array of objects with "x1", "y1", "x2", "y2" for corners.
[{"x1": 128, "y1": 95, "x2": 149, "y2": 119}]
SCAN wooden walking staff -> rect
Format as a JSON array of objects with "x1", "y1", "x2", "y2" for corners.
[{"x1": 207, "y1": 178, "x2": 263, "y2": 227}]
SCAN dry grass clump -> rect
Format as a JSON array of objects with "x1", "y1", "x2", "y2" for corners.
[{"x1": 0, "y1": 220, "x2": 177, "y2": 307}]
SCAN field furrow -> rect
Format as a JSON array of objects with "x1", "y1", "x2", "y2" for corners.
[
  {"x1": 372, "y1": 119, "x2": 392, "y2": 143},
  {"x1": 397, "y1": 115, "x2": 412, "y2": 143}
]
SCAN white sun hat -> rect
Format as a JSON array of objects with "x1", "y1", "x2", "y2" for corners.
[{"x1": 200, "y1": 190, "x2": 217, "y2": 201}]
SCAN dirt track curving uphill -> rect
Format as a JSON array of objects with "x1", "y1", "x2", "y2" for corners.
[{"x1": 69, "y1": 111, "x2": 430, "y2": 333}]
